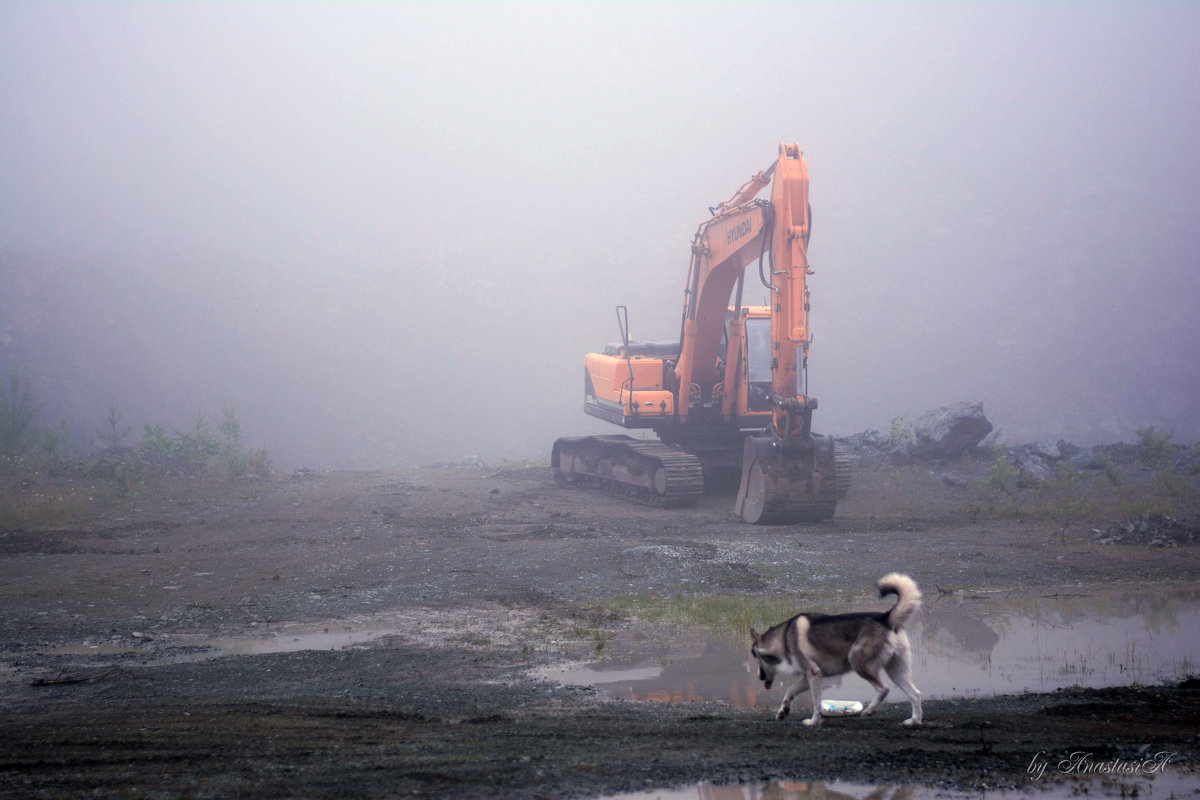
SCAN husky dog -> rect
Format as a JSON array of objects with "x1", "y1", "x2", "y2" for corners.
[{"x1": 749, "y1": 573, "x2": 923, "y2": 727}]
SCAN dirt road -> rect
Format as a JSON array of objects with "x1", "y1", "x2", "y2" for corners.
[{"x1": 1, "y1": 462, "x2": 1198, "y2": 798}]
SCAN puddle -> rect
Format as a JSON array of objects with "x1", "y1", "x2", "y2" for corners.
[
  {"x1": 33, "y1": 621, "x2": 404, "y2": 665},
  {"x1": 597, "y1": 773, "x2": 1197, "y2": 799},
  {"x1": 22, "y1": 604, "x2": 541, "y2": 668},
  {"x1": 170, "y1": 620, "x2": 404, "y2": 658},
  {"x1": 537, "y1": 586, "x2": 1200, "y2": 706},
  {"x1": 45, "y1": 643, "x2": 143, "y2": 656}
]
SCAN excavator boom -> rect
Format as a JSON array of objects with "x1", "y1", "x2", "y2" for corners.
[{"x1": 730, "y1": 144, "x2": 848, "y2": 523}]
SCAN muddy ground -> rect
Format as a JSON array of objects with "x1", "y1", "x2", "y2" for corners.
[{"x1": 1, "y1": 454, "x2": 1198, "y2": 799}]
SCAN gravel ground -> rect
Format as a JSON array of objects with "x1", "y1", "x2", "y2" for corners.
[{"x1": 1, "y1": 459, "x2": 1198, "y2": 798}]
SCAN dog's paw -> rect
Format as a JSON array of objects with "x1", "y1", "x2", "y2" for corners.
[
  {"x1": 802, "y1": 717, "x2": 822, "y2": 727},
  {"x1": 902, "y1": 717, "x2": 921, "y2": 727},
  {"x1": 776, "y1": 705, "x2": 790, "y2": 720}
]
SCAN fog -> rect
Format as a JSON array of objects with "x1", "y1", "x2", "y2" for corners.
[{"x1": 2, "y1": 3, "x2": 1198, "y2": 469}]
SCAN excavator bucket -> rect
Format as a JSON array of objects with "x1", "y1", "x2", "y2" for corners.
[{"x1": 734, "y1": 432, "x2": 849, "y2": 524}]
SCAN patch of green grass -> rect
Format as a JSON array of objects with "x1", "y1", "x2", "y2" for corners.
[
  {"x1": 590, "y1": 588, "x2": 859, "y2": 644},
  {"x1": 567, "y1": 625, "x2": 615, "y2": 654}
]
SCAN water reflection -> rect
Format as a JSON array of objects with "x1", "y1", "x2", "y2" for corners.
[
  {"x1": 601, "y1": 775, "x2": 1195, "y2": 800},
  {"x1": 915, "y1": 586, "x2": 1200, "y2": 697},
  {"x1": 607, "y1": 780, "x2": 912, "y2": 800}
]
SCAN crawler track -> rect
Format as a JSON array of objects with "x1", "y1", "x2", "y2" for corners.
[
  {"x1": 835, "y1": 443, "x2": 852, "y2": 499},
  {"x1": 551, "y1": 435, "x2": 703, "y2": 508}
]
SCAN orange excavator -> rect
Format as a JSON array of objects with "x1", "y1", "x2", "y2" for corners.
[{"x1": 552, "y1": 143, "x2": 849, "y2": 523}]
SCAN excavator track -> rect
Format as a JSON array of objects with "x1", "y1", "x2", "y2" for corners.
[
  {"x1": 551, "y1": 435, "x2": 704, "y2": 508},
  {"x1": 834, "y1": 443, "x2": 852, "y2": 500}
]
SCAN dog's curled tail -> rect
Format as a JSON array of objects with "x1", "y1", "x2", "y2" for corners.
[{"x1": 878, "y1": 573, "x2": 922, "y2": 632}]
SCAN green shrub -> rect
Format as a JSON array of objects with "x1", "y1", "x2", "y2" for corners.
[
  {"x1": 171, "y1": 413, "x2": 223, "y2": 464},
  {"x1": 888, "y1": 414, "x2": 915, "y2": 448},
  {"x1": 141, "y1": 423, "x2": 172, "y2": 456},
  {"x1": 1135, "y1": 426, "x2": 1174, "y2": 469},
  {"x1": 1096, "y1": 452, "x2": 1121, "y2": 485},
  {"x1": 1034, "y1": 464, "x2": 1099, "y2": 540},
  {"x1": 222, "y1": 444, "x2": 272, "y2": 480},
  {"x1": 982, "y1": 442, "x2": 1017, "y2": 495}
]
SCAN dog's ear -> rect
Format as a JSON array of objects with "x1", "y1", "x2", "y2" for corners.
[{"x1": 749, "y1": 627, "x2": 760, "y2": 644}]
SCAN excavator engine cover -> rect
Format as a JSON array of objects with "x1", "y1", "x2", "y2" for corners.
[{"x1": 735, "y1": 431, "x2": 849, "y2": 524}]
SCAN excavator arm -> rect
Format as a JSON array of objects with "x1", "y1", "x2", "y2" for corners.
[
  {"x1": 765, "y1": 142, "x2": 814, "y2": 438},
  {"x1": 730, "y1": 144, "x2": 847, "y2": 523}
]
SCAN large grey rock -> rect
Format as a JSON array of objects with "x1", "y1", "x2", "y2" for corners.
[{"x1": 910, "y1": 402, "x2": 994, "y2": 458}]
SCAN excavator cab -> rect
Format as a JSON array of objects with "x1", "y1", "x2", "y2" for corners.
[{"x1": 743, "y1": 315, "x2": 774, "y2": 413}]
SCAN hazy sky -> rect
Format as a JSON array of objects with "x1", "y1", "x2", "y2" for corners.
[{"x1": 2, "y1": 2, "x2": 1198, "y2": 468}]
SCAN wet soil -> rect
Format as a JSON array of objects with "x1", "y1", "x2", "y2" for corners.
[{"x1": 1, "y1": 458, "x2": 1198, "y2": 798}]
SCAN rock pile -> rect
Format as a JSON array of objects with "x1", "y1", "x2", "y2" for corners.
[
  {"x1": 839, "y1": 402, "x2": 1198, "y2": 486},
  {"x1": 840, "y1": 402, "x2": 994, "y2": 462},
  {"x1": 1091, "y1": 513, "x2": 1200, "y2": 547},
  {"x1": 1008, "y1": 440, "x2": 1110, "y2": 482}
]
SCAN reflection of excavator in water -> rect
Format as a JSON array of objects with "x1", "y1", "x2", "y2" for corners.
[{"x1": 553, "y1": 143, "x2": 850, "y2": 523}]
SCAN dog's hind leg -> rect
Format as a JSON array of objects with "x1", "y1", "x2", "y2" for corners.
[
  {"x1": 777, "y1": 675, "x2": 810, "y2": 720},
  {"x1": 858, "y1": 675, "x2": 890, "y2": 716},
  {"x1": 885, "y1": 654, "x2": 922, "y2": 727},
  {"x1": 849, "y1": 643, "x2": 889, "y2": 716}
]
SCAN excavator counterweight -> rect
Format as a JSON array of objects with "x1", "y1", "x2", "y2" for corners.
[{"x1": 553, "y1": 144, "x2": 850, "y2": 524}]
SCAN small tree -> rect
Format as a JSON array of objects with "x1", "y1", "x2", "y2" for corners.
[
  {"x1": 1038, "y1": 464, "x2": 1098, "y2": 543},
  {"x1": 141, "y1": 423, "x2": 172, "y2": 456},
  {"x1": 173, "y1": 412, "x2": 221, "y2": 464},
  {"x1": 96, "y1": 402, "x2": 132, "y2": 449},
  {"x1": 219, "y1": 406, "x2": 242, "y2": 447},
  {"x1": 39, "y1": 419, "x2": 76, "y2": 467},
  {"x1": 0, "y1": 368, "x2": 37, "y2": 459}
]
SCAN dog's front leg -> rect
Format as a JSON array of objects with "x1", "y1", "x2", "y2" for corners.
[
  {"x1": 777, "y1": 676, "x2": 809, "y2": 720},
  {"x1": 802, "y1": 670, "x2": 823, "y2": 727}
]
